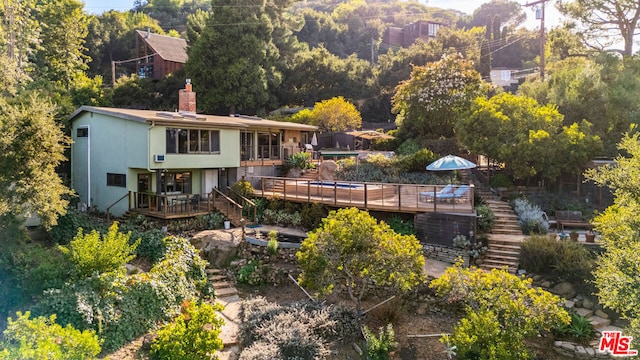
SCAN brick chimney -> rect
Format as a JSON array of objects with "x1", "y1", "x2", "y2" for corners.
[{"x1": 179, "y1": 79, "x2": 196, "y2": 113}]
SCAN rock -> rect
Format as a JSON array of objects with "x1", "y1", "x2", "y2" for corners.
[
  {"x1": 594, "y1": 309, "x2": 609, "y2": 319},
  {"x1": 588, "y1": 315, "x2": 611, "y2": 328},
  {"x1": 191, "y1": 229, "x2": 243, "y2": 268},
  {"x1": 575, "y1": 308, "x2": 594, "y2": 318},
  {"x1": 318, "y1": 160, "x2": 338, "y2": 180},
  {"x1": 532, "y1": 274, "x2": 543, "y2": 281},
  {"x1": 287, "y1": 167, "x2": 303, "y2": 178},
  {"x1": 540, "y1": 280, "x2": 552, "y2": 288},
  {"x1": 142, "y1": 333, "x2": 157, "y2": 350},
  {"x1": 582, "y1": 297, "x2": 595, "y2": 309},
  {"x1": 564, "y1": 300, "x2": 576, "y2": 309},
  {"x1": 125, "y1": 263, "x2": 142, "y2": 275},
  {"x1": 550, "y1": 281, "x2": 576, "y2": 299}
]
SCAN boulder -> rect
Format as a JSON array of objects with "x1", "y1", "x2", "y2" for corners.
[
  {"x1": 582, "y1": 297, "x2": 595, "y2": 309},
  {"x1": 287, "y1": 167, "x2": 303, "y2": 178},
  {"x1": 550, "y1": 281, "x2": 577, "y2": 299},
  {"x1": 191, "y1": 229, "x2": 244, "y2": 268},
  {"x1": 318, "y1": 160, "x2": 338, "y2": 180}
]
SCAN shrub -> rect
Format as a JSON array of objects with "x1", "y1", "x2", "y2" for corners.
[
  {"x1": 475, "y1": 204, "x2": 494, "y2": 233},
  {"x1": 520, "y1": 235, "x2": 596, "y2": 282},
  {"x1": 513, "y1": 198, "x2": 549, "y2": 235},
  {"x1": 267, "y1": 231, "x2": 279, "y2": 255},
  {"x1": 151, "y1": 301, "x2": 224, "y2": 360},
  {"x1": 231, "y1": 179, "x2": 256, "y2": 200},
  {"x1": 386, "y1": 216, "x2": 416, "y2": 236},
  {"x1": 48, "y1": 208, "x2": 104, "y2": 245},
  {"x1": 431, "y1": 263, "x2": 570, "y2": 359},
  {"x1": 284, "y1": 151, "x2": 315, "y2": 171},
  {"x1": 300, "y1": 202, "x2": 327, "y2": 231},
  {"x1": 59, "y1": 222, "x2": 140, "y2": 278},
  {"x1": 202, "y1": 212, "x2": 225, "y2": 230},
  {"x1": 261, "y1": 209, "x2": 301, "y2": 228},
  {"x1": 35, "y1": 237, "x2": 211, "y2": 352},
  {"x1": 1, "y1": 311, "x2": 101, "y2": 360},
  {"x1": 396, "y1": 139, "x2": 421, "y2": 155},
  {"x1": 238, "y1": 297, "x2": 359, "y2": 359},
  {"x1": 237, "y1": 260, "x2": 265, "y2": 286},
  {"x1": 489, "y1": 173, "x2": 512, "y2": 188},
  {"x1": 552, "y1": 310, "x2": 595, "y2": 344},
  {"x1": 363, "y1": 324, "x2": 397, "y2": 360},
  {"x1": 126, "y1": 228, "x2": 166, "y2": 263},
  {"x1": 395, "y1": 148, "x2": 437, "y2": 173}
]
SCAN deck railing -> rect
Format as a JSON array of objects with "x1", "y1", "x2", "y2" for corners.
[
  {"x1": 131, "y1": 192, "x2": 211, "y2": 217},
  {"x1": 251, "y1": 176, "x2": 474, "y2": 214}
]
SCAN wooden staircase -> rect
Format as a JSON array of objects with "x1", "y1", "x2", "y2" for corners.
[{"x1": 475, "y1": 187, "x2": 525, "y2": 274}]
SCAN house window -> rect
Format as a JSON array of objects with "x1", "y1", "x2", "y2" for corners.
[
  {"x1": 166, "y1": 128, "x2": 220, "y2": 154},
  {"x1": 77, "y1": 128, "x2": 88, "y2": 137},
  {"x1": 161, "y1": 171, "x2": 191, "y2": 193},
  {"x1": 241, "y1": 131, "x2": 254, "y2": 160},
  {"x1": 256, "y1": 131, "x2": 281, "y2": 159},
  {"x1": 427, "y1": 23, "x2": 440, "y2": 37},
  {"x1": 107, "y1": 173, "x2": 126, "y2": 187}
]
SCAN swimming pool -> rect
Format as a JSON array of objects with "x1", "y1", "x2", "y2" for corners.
[{"x1": 309, "y1": 181, "x2": 362, "y2": 189}]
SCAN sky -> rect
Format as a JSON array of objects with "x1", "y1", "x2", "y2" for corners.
[{"x1": 82, "y1": 0, "x2": 563, "y2": 30}]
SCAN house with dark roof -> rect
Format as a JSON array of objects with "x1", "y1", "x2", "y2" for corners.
[
  {"x1": 382, "y1": 20, "x2": 446, "y2": 48},
  {"x1": 135, "y1": 29, "x2": 188, "y2": 80},
  {"x1": 68, "y1": 81, "x2": 317, "y2": 219}
]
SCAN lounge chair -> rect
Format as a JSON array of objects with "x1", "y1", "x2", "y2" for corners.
[
  {"x1": 436, "y1": 185, "x2": 470, "y2": 202},
  {"x1": 419, "y1": 184, "x2": 454, "y2": 202}
]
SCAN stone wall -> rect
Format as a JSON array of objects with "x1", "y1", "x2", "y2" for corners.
[{"x1": 422, "y1": 243, "x2": 469, "y2": 266}]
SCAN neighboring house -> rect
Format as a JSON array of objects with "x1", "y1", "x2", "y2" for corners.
[
  {"x1": 382, "y1": 20, "x2": 446, "y2": 48},
  {"x1": 490, "y1": 68, "x2": 520, "y2": 88},
  {"x1": 69, "y1": 82, "x2": 317, "y2": 218},
  {"x1": 135, "y1": 29, "x2": 188, "y2": 80}
]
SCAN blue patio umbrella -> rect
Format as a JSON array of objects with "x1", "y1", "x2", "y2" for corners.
[{"x1": 426, "y1": 155, "x2": 477, "y2": 171}]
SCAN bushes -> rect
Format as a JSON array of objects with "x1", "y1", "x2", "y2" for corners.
[
  {"x1": 395, "y1": 148, "x2": 437, "y2": 173},
  {"x1": 386, "y1": 216, "x2": 416, "y2": 236},
  {"x1": 553, "y1": 310, "x2": 595, "y2": 344},
  {"x1": 475, "y1": 204, "x2": 494, "y2": 233},
  {"x1": 59, "y1": 222, "x2": 140, "y2": 278},
  {"x1": 231, "y1": 179, "x2": 256, "y2": 200},
  {"x1": 300, "y1": 202, "x2": 328, "y2": 231},
  {"x1": 431, "y1": 263, "x2": 570, "y2": 359},
  {"x1": 520, "y1": 235, "x2": 596, "y2": 283},
  {"x1": 151, "y1": 301, "x2": 224, "y2": 360},
  {"x1": 363, "y1": 324, "x2": 397, "y2": 360},
  {"x1": 48, "y1": 209, "x2": 104, "y2": 245},
  {"x1": 0, "y1": 311, "x2": 101, "y2": 360},
  {"x1": 238, "y1": 297, "x2": 359, "y2": 360},
  {"x1": 35, "y1": 236, "x2": 211, "y2": 352},
  {"x1": 513, "y1": 198, "x2": 549, "y2": 235},
  {"x1": 284, "y1": 151, "x2": 315, "y2": 172}
]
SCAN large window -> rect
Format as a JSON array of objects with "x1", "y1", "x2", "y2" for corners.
[
  {"x1": 107, "y1": 173, "x2": 126, "y2": 187},
  {"x1": 166, "y1": 128, "x2": 220, "y2": 154},
  {"x1": 160, "y1": 171, "x2": 191, "y2": 193}
]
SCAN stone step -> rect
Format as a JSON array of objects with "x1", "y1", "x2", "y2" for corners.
[
  {"x1": 588, "y1": 315, "x2": 611, "y2": 329},
  {"x1": 212, "y1": 281, "x2": 233, "y2": 289},
  {"x1": 575, "y1": 308, "x2": 593, "y2": 318},
  {"x1": 209, "y1": 275, "x2": 227, "y2": 282},
  {"x1": 487, "y1": 234, "x2": 526, "y2": 244},
  {"x1": 215, "y1": 287, "x2": 239, "y2": 298},
  {"x1": 206, "y1": 268, "x2": 225, "y2": 276},
  {"x1": 482, "y1": 255, "x2": 519, "y2": 265},
  {"x1": 479, "y1": 263, "x2": 517, "y2": 274},
  {"x1": 484, "y1": 248, "x2": 520, "y2": 257},
  {"x1": 491, "y1": 229, "x2": 524, "y2": 235}
]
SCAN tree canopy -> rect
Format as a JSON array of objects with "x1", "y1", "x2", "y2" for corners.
[
  {"x1": 296, "y1": 207, "x2": 424, "y2": 317},
  {"x1": 308, "y1": 96, "x2": 362, "y2": 132},
  {"x1": 585, "y1": 132, "x2": 640, "y2": 346}
]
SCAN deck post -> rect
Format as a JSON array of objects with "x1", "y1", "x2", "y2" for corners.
[
  {"x1": 307, "y1": 180, "x2": 311, "y2": 203},
  {"x1": 283, "y1": 178, "x2": 287, "y2": 200},
  {"x1": 364, "y1": 183, "x2": 368, "y2": 209},
  {"x1": 398, "y1": 185, "x2": 401, "y2": 211},
  {"x1": 334, "y1": 181, "x2": 337, "y2": 205}
]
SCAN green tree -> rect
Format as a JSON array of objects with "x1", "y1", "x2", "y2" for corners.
[
  {"x1": 309, "y1": 96, "x2": 362, "y2": 132},
  {"x1": 296, "y1": 207, "x2": 424, "y2": 317},
  {"x1": 392, "y1": 53, "x2": 488, "y2": 140},
  {"x1": 0, "y1": 311, "x2": 101, "y2": 360},
  {"x1": 0, "y1": 95, "x2": 72, "y2": 228},
  {"x1": 186, "y1": 0, "x2": 282, "y2": 115},
  {"x1": 457, "y1": 92, "x2": 601, "y2": 181},
  {"x1": 59, "y1": 222, "x2": 140, "y2": 278},
  {"x1": 557, "y1": 0, "x2": 640, "y2": 56},
  {"x1": 585, "y1": 132, "x2": 640, "y2": 345},
  {"x1": 431, "y1": 263, "x2": 570, "y2": 359}
]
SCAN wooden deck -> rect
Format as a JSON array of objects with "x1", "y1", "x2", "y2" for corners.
[
  {"x1": 129, "y1": 192, "x2": 214, "y2": 219},
  {"x1": 252, "y1": 177, "x2": 475, "y2": 214}
]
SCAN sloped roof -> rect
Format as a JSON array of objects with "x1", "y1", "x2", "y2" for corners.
[
  {"x1": 68, "y1": 106, "x2": 318, "y2": 132},
  {"x1": 135, "y1": 30, "x2": 188, "y2": 64}
]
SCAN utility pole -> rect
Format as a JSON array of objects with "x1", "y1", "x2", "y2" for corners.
[{"x1": 525, "y1": 0, "x2": 548, "y2": 80}]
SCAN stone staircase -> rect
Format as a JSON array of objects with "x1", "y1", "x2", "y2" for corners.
[
  {"x1": 206, "y1": 268, "x2": 241, "y2": 360},
  {"x1": 475, "y1": 187, "x2": 525, "y2": 274}
]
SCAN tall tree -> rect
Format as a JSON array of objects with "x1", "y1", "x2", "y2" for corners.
[
  {"x1": 0, "y1": 95, "x2": 72, "y2": 228},
  {"x1": 297, "y1": 207, "x2": 424, "y2": 318},
  {"x1": 557, "y1": 0, "x2": 640, "y2": 56},
  {"x1": 186, "y1": 0, "x2": 282, "y2": 114},
  {"x1": 392, "y1": 53, "x2": 487, "y2": 140},
  {"x1": 309, "y1": 96, "x2": 362, "y2": 132},
  {"x1": 585, "y1": 132, "x2": 640, "y2": 346}
]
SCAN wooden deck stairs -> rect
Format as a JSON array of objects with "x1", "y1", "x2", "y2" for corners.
[{"x1": 475, "y1": 187, "x2": 525, "y2": 274}]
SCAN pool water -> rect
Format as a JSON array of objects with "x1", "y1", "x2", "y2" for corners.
[{"x1": 309, "y1": 181, "x2": 362, "y2": 189}]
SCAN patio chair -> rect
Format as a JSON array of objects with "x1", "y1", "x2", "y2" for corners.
[
  {"x1": 436, "y1": 185, "x2": 470, "y2": 202},
  {"x1": 419, "y1": 184, "x2": 454, "y2": 202}
]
